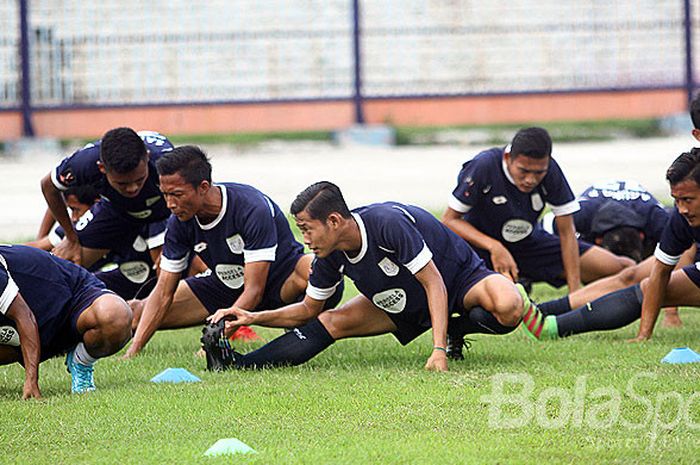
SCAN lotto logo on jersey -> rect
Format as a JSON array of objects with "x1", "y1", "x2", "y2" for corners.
[
  {"x1": 215, "y1": 264, "x2": 245, "y2": 289},
  {"x1": 501, "y1": 219, "x2": 533, "y2": 242},
  {"x1": 372, "y1": 288, "x2": 407, "y2": 313},
  {"x1": 378, "y1": 257, "x2": 400, "y2": 276}
]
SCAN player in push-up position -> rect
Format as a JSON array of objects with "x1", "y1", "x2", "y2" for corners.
[
  {"x1": 0, "y1": 245, "x2": 132, "y2": 397},
  {"x1": 203, "y1": 181, "x2": 536, "y2": 372},
  {"x1": 522, "y1": 149, "x2": 700, "y2": 342},
  {"x1": 123, "y1": 146, "x2": 341, "y2": 358}
]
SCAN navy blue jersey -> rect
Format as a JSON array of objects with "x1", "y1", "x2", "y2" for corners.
[
  {"x1": 161, "y1": 183, "x2": 304, "y2": 294},
  {"x1": 0, "y1": 245, "x2": 108, "y2": 359},
  {"x1": 307, "y1": 203, "x2": 485, "y2": 330},
  {"x1": 449, "y1": 147, "x2": 579, "y2": 247},
  {"x1": 542, "y1": 180, "x2": 669, "y2": 244},
  {"x1": 655, "y1": 208, "x2": 700, "y2": 266},
  {"x1": 50, "y1": 131, "x2": 174, "y2": 223}
]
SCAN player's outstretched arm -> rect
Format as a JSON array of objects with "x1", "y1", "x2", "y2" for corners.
[
  {"x1": 36, "y1": 208, "x2": 55, "y2": 240},
  {"x1": 442, "y1": 207, "x2": 519, "y2": 281},
  {"x1": 6, "y1": 294, "x2": 42, "y2": 399},
  {"x1": 231, "y1": 261, "x2": 271, "y2": 311},
  {"x1": 40, "y1": 174, "x2": 81, "y2": 264},
  {"x1": 631, "y1": 259, "x2": 673, "y2": 342},
  {"x1": 555, "y1": 213, "x2": 581, "y2": 292},
  {"x1": 414, "y1": 260, "x2": 449, "y2": 372},
  {"x1": 123, "y1": 269, "x2": 181, "y2": 358}
]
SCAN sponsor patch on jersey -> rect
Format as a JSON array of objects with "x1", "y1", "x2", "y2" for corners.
[
  {"x1": 226, "y1": 234, "x2": 245, "y2": 254},
  {"x1": 119, "y1": 261, "x2": 151, "y2": 284},
  {"x1": 194, "y1": 242, "x2": 208, "y2": 253},
  {"x1": 501, "y1": 219, "x2": 533, "y2": 242},
  {"x1": 145, "y1": 196, "x2": 161, "y2": 207},
  {"x1": 215, "y1": 264, "x2": 245, "y2": 289},
  {"x1": 132, "y1": 235, "x2": 148, "y2": 253},
  {"x1": 378, "y1": 257, "x2": 400, "y2": 276},
  {"x1": 372, "y1": 288, "x2": 407, "y2": 313},
  {"x1": 531, "y1": 193, "x2": 544, "y2": 211},
  {"x1": 0, "y1": 326, "x2": 20, "y2": 346},
  {"x1": 127, "y1": 209, "x2": 152, "y2": 220},
  {"x1": 492, "y1": 196, "x2": 507, "y2": 205}
]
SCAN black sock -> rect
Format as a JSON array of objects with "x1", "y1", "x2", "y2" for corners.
[
  {"x1": 538, "y1": 296, "x2": 571, "y2": 316},
  {"x1": 235, "y1": 318, "x2": 335, "y2": 369},
  {"x1": 449, "y1": 306, "x2": 517, "y2": 336},
  {"x1": 555, "y1": 284, "x2": 643, "y2": 337}
]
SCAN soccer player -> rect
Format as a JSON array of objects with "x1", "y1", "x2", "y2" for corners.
[
  {"x1": 123, "y1": 146, "x2": 338, "y2": 358},
  {"x1": 442, "y1": 127, "x2": 632, "y2": 291},
  {"x1": 40, "y1": 127, "x2": 173, "y2": 267},
  {"x1": 0, "y1": 245, "x2": 132, "y2": 397},
  {"x1": 202, "y1": 181, "x2": 534, "y2": 372},
  {"x1": 522, "y1": 149, "x2": 700, "y2": 342}
]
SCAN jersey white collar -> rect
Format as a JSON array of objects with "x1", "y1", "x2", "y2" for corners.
[
  {"x1": 501, "y1": 145, "x2": 518, "y2": 187},
  {"x1": 196, "y1": 184, "x2": 227, "y2": 230},
  {"x1": 344, "y1": 212, "x2": 368, "y2": 264}
]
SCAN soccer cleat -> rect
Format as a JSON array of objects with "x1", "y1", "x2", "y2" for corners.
[
  {"x1": 201, "y1": 320, "x2": 236, "y2": 371},
  {"x1": 230, "y1": 325, "x2": 261, "y2": 342},
  {"x1": 446, "y1": 334, "x2": 473, "y2": 361},
  {"x1": 65, "y1": 350, "x2": 96, "y2": 393},
  {"x1": 516, "y1": 283, "x2": 558, "y2": 341}
]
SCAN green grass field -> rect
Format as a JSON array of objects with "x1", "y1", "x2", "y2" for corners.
[{"x1": 1, "y1": 280, "x2": 698, "y2": 465}]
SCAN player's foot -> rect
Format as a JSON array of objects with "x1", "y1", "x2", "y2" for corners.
[
  {"x1": 446, "y1": 334, "x2": 472, "y2": 361},
  {"x1": 230, "y1": 325, "x2": 261, "y2": 342},
  {"x1": 201, "y1": 321, "x2": 236, "y2": 371},
  {"x1": 517, "y1": 283, "x2": 558, "y2": 341},
  {"x1": 661, "y1": 308, "x2": 683, "y2": 328},
  {"x1": 65, "y1": 350, "x2": 96, "y2": 393}
]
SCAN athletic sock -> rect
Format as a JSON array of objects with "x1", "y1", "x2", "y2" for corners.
[
  {"x1": 555, "y1": 284, "x2": 643, "y2": 337},
  {"x1": 538, "y1": 296, "x2": 572, "y2": 316},
  {"x1": 235, "y1": 318, "x2": 335, "y2": 369},
  {"x1": 72, "y1": 342, "x2": 98, "y2": 366},
  {"x1": 450, "y1": 306, "x2": 517, "y2": 336}
]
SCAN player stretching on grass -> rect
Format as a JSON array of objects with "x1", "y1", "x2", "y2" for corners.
[
  {"x1": 203, "y1": 181, "x2": 536, "y2": 372},
  {"x1": 522, "y1": 149, "x2": 700, "y2": 342},
  {"x1": 0, "y1": 245, "x2": 131, "y2": 397}
]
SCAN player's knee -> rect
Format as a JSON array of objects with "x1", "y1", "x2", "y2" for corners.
[
  {"x1": 491, "y1": 292, "x2": 523, "y2": 327},
  {"x1": 94, "y1": 295, "x2": 133, "y2": 344},
  {"x1": 618, "y1": 265, "x2": 642, "y2": 287},
  {"x1": 617, "y1": 256, "x2": 636, "y2": 270}
]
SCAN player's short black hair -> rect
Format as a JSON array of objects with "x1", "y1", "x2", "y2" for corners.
[
  {"x1": 690, "y1": 93, "x2": 700, "y2": 129},
  {"x1": 156, "y1": 145, "x2": 212, "y2": 188},
  {"x1": 600, "y1": 226, "x2": 643, "y2": 263},
  {"x1": 509, "y1": 127, "x2": 552, "y2": 159},
  {"x1": 99, "y1": 127, "x2": 147, "y2": 173},
  {"x1": 64, "y1": 184, "x2": 98, "y2": 206},
  {"x1": 666, "y1": 148, "x2": 700, "y2": 186},
  {"x1": 290, "y1": 181, "x2": 352, "y2": 221}
]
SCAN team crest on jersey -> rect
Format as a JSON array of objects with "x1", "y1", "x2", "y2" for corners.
[
  {"x1": 492, "y1": 196, "x2": 507, "y2": 205},
  {"x1": 501, "y1": 219, "x2": 533, "y2": 242},
  {"x1": 145, "y1": 196, "x2": 161, "y2": 207},
  {"x1": 127, "y1": 209, "x2": 152, "y2": 220},
  {"x1": 531, "y1": 193, "x2": 544, "y2": 211},
  {"x1": 119, "y1": 261, "x2": 150, "y2": 284},
  {"x1": 194, "y1": 242, "x2": 208, "y2": 253},
  {"x1": 378, "y1": 257, "x2": 400, "y2": 276},
  {"x1": 226, "y1": 234, "x2": 245, "y2": 254},
  {"x1": 372, "y1": 288, "x2": 407, "y2": 313},
  {"x1": 482, "y1": 185, "x2": 491, "y2": 194},
  {"x1": 215, "y1": 264, "x2": 245, "y2": 289},
  {"x1": 132, "y1": 235, "x2": 148, "y2": 253}
]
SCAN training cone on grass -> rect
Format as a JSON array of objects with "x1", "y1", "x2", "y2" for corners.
[
  {"x1": 204, "y1": 438, "x2": 256, "y2": 456},
  {"x1": 150, "y1": 368, "x2": 202, "y2": 383},
  {"x1": 661, "y1": 347, "x2": 700, "y2": 364}
]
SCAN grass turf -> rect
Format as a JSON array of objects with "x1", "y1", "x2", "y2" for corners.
[{"x1": 1, "y1": 281, "x2": 698, "y2": 464}]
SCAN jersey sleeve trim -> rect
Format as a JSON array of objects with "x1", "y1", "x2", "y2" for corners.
[
  {"x1": 160, "y1": 253, "x2": 190, "y2": 273},
  {"x1": 405, "y1": 243, "x2": 433, "y2": 274},
  {"x1": 448, "y1": 195, "x2": 472, "y2": 213},
  {"x1": 654, "y1": 244, "x2": 682, "y2": 266},
  {"x1": 306, "y1": 281, "x2": 342, "y2": 301},
  {"x1": 0, "y1": 276, "x2": 19, "y2": 315},
  {"x1": 551, "y1": 199, "x2": 580, "y2": 216},
  {"x1": 243, "y1": 245, "x2": 277, "y2": 263},
  {"x1": 146, "y1": 231, "x2": 166, "y2": 249},
  {"x1": 50, "y1": 168, "x2": 69, "y2": 191}
]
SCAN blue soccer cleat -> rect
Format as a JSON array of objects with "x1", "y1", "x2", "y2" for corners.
[{"x1": 65, "y1": 350, "x2": 96, "y2": 393}]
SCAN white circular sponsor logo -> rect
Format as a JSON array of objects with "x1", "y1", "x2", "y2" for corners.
[
  {"x1": 127, "y1": 209, "x2": 152, "y2": 219},
  {"x1": 501, "y1": 219, "x2": 533, "y2": 243},
  {"x1": 215, "y1": 264, "x2": 245, "y2": 289},
  {"x1": 226, "y1": 234, "x2": 245, "y2": 254},
  {"x1": 372, "y1": 288, "x2": 407, "y2": 313},
  {"x1": 0, "y1": 326, "x2": 20, "y2": 346},
  {"x1": 132, "y1": 235, "x2": 148, "y2": 252},
  {"x1": 119, "y1": 261, "x2": 151, "y2": 284}
]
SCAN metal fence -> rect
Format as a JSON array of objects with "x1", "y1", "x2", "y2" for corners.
[{"x1": 1, "y1": 0, "x2": 698, "y2": 135}]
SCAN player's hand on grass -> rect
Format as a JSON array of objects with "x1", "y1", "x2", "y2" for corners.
[
  {"x1": 22, "y1": 380, "x2": 41, "y2": 400},
  {"x1": 626, "y1": 333, "x2": 651, "y2": 343},
  {"x1": 52, "y1": 237, "x2": 82, "y2": 265},
  {"x1": 424, "y1": 349, "x2": 448, "y2": 372},
  {"x1": 489, "y1": 243, "x2": 519, "y2": 282},
  {"x1": 120, "y1": 345, "x2": 140, "y2": 360}
]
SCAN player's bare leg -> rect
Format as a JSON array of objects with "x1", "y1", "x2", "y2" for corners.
[
  {"x1": 578, "y1": 246, "x2": 635, "y2": 283},
  {"x1": 280, "y1": 254, "x2": 313, "y2": 303}
]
